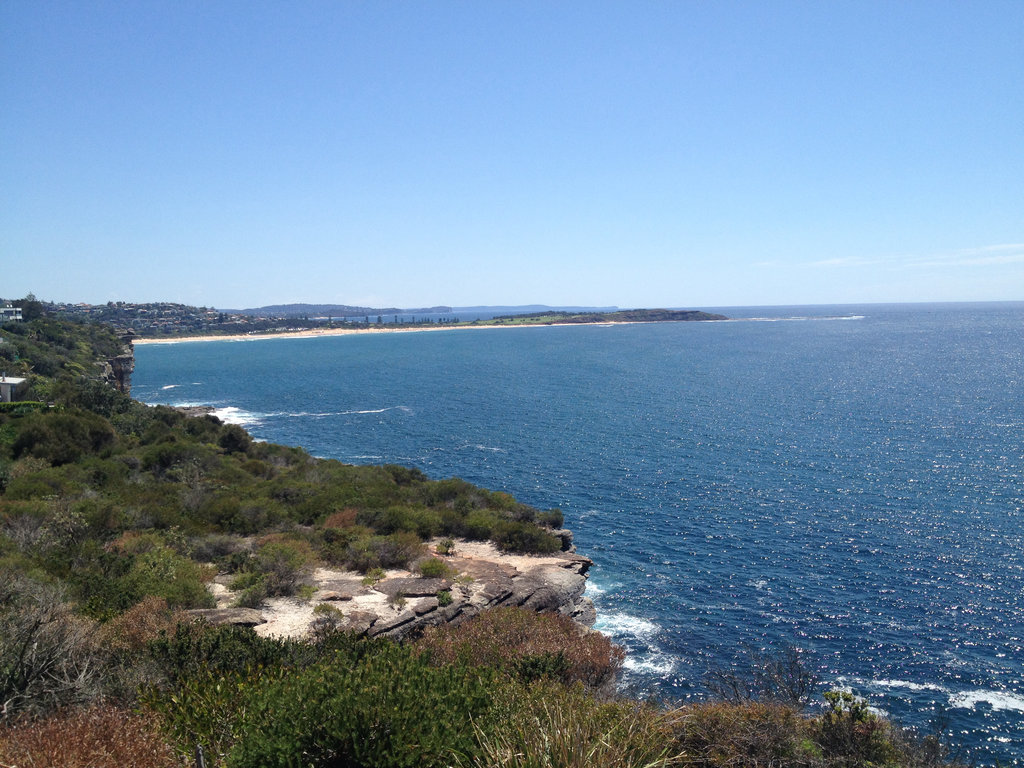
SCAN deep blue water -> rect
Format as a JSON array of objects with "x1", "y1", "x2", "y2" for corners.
[{"x1": 134, "y1": 302, "x2": 1024, "y2": 765}]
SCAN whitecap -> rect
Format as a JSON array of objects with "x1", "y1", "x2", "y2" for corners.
[
  {"x1": 212, "y1": 406, "x2": 262, "y2": 426},
  {"x1": 623, "y1": 653, "x2": 677, "y2": 675},
  {"x1": 595, "y1": 612, "x2": 661, "y2": 639},
  {"x1": 870, "y1": 679, "x2": 949, "y2": 694},
  {"x1": 161, "y1": 384, "x2": 179, "y2": 390},
  {"x1": 949, "y1": 689, "x2": 1024, "y2": 712},
  {"x1": 584, "y1": 581, "x2": 611, "y2": 598},
  {"x1": 267, "y1": 406, "x2": 410, "y2": 418}
]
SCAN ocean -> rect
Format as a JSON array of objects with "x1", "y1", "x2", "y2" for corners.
[{"x1": 134, "y1": 302, "x2": 1024, "y2": 765}]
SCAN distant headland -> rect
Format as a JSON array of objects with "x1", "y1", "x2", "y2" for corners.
[
  {"x1": 482, "y1": 308, "x2": 728, "y2": 325},
  {"x1": 130, "y1": 308, "x2": 729, "y2": 344},
  {"x1": 22, "y1": 300, "x2": 727, "y2": 344}
]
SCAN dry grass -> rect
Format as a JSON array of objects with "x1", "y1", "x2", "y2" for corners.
[
  {"x1": 468, "y1": 681, "x2": 682, "y2": 768},
  {"x1": 670, "y1": 700, "x2": 816, "y2": 766},
  {"x1": 416, "y1": 607, "x2": 625, "y2": 690},
  {"x1": 0, "y1": 703, "x2": 179, "y2": 768},
  {"x1": 323, "y1": 508, "x2": 359, "y2": 529},
  {"x1": 95, "y1": 596, "x2": 183, "y2": 658}
]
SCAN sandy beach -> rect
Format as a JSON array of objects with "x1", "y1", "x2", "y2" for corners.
[{"x1": 130, "y1": 321, "x2": 619, "y2": 345}]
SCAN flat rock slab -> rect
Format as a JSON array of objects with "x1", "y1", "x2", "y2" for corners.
[
  {"x1": 374, "y1": 577, "x2": 450, "y2": 599},
  {"x1": 187, "y1": 607, "x2": 265, "y2": 627},
  {"x1": 318, "y1": 575, "x2": 368, "y2": 593},
  {"x1": 451, "y1": 556, "x2": 518, "y2": 582}
]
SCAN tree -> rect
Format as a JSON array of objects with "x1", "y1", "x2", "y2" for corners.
[{"x1": 15, "y1": 294, "x2": 44, "y2": 321}]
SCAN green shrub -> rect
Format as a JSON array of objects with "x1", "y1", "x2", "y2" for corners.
[
  {"x1": 357, "y1": 504, "x2": 442, "y2": 539},
  {"x1": 125, "y1": 545, "x2": 215, "y2": 610},
  {"x1": 671, "y1": 700, "x2": 812, "y2": 765},
  {"x1": 12, "y1": 410, "x2": 116, "y2": 466},
  {"x1": 459, "y1": 509, "x2": 498, "y2": 540},
  {"x1": 435, "y1": 537, "x2": 455, "y2": 555},
  {"x1": 0, "y1": 401, "x2": 46, "y2": 415},
  {"x1": 536, "y1": 508, "x2": 564, "y2": 528},
  {"x1": 472, "y1": 680, "x2": 681, "y2": 768},
  {"x1": 345, "y1": 531, "x2": 424, "y2": 573},
  {"x1": 222, "y1": 642, "x2": 495, "y2": 768},
  {"x1": 234, "y1": 580, "x2": 268, "y2": 608},
  {"x1": 813, "y1": 689, "x2": 900, "y2": 764},
  {"x1": 250, "y1": 535, "x2": 314, "y2": 596},
  {"x1": 145, "y1": 621, "x2": 343, "y2": 687},
  {"x1": 491, "y1": 519, "x2": 561, "y2": 554},
  {"x1": 217, "y1": 424, "x2": 252, "y2": 455},
  {"x1": 417, "y1": 556, "x2": 454, "y2": 579},
  {"x1": 383, "y1": 463, "x2": 428, "y2": 486}
]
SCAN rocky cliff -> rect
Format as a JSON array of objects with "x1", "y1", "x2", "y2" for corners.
[
  {"x1": 100, "y1": 332, "x2": 135, "y2": 394},
  {"x1": 190, "y1": 537, "x2": 597, "y2": 641}
]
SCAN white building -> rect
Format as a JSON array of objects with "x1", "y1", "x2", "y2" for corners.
[
  {"x1": 0, "y1": 374, "x2": 27, "y2": 403},
  {"x1": 1, "y1": 304, "x2": 23, "y2": 322}
]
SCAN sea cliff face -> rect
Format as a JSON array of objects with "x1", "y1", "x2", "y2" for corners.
[
  {"x1": 189, "y1": 537, "x2": 597, "y2": 640},
  {"x1": 100, "y1": 333, "x2": 135, "y2": 394}
]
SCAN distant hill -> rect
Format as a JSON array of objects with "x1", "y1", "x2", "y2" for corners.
[
  {"x1": 453, "y1": 304, "x2": 619, "y2": 314},
  {"x1": 225, "y1": 303, "x2": 622, "y2": 318},
  {"x1": 485, "y1": 308, "x2": 728, "y2": 324},
  {"x1": 225, "y1": 303, "x2": 454, "y2": 317}
]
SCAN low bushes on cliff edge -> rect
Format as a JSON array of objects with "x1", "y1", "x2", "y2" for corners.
[
  {"x1": 467, "y1": 680, "x2": 681, "y2": 768},
  {"x1": 416, "y1": 607, "x2": 624, "y2": 690},
  {"x1": 0, "y1": 703, "x2": 178, "y2": 768}
]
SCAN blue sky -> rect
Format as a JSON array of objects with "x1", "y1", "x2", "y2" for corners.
[{"x1": 2, "y1": 1, "x2": 1022, "y2": 309}]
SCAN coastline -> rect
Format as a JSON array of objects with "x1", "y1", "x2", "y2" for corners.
[{"x1": 131, "y1": 321, "x2": 623, "y2": 345}]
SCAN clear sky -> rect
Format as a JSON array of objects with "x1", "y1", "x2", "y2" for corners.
[{"x1": 2, "y1": 1, "x2": 1022, "y2": 309}]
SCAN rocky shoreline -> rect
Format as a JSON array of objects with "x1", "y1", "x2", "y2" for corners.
[{"x1": 189, "y1": 537, "x2": 597, "y2": 641}]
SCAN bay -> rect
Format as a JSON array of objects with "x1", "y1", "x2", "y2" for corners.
[{"x1": 134, "y1": 302, "x2": 1024, "y2": 765}]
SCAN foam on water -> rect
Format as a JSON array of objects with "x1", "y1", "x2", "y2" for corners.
[
  {"x1": 584, "y1": 582, "x2": 608, "y2": 598},
  {"x1": 269, "y1": 406, "x2": 410, "y2": 418},
  {"x1": 595, "y1": 612, "x2": 661, "y2": 639},
  {"x1": 869, "y1": 678, "x2": 949, "y2": 694},
  {"x1": 950, "y1": 689, "x2": 1024, "y2": 712},
  {"x1": 623, "y1": 652, "x2": 678, "y2": 675},
  {"x1": 211, "y1": 406, "x2": 263, "y2": 426}
]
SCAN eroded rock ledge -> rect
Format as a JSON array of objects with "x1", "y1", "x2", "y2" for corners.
[{"x1": 189, "y1": 538, "x2": 597, "y2": 641}]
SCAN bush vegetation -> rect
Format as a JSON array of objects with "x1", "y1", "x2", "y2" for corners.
[{"x1": 0, "y1": 312, "x2": 966, "y2": 766}]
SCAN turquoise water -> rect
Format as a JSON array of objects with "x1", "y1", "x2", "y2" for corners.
[{"x1": 134, "y1": 303, "x2": 1024, "y2": 764}]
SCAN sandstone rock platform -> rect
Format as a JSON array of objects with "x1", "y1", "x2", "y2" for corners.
[{"x1": 196, "y1": 538, "x2": 596, "y2": 640}]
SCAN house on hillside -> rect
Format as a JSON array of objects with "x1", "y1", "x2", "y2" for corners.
[
  {"x1": 0, "y1": 374, "x2": 27, "y2": 403},
  {"x1": 1, "y1": 304, "x2": 23, "y2": 323}
]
